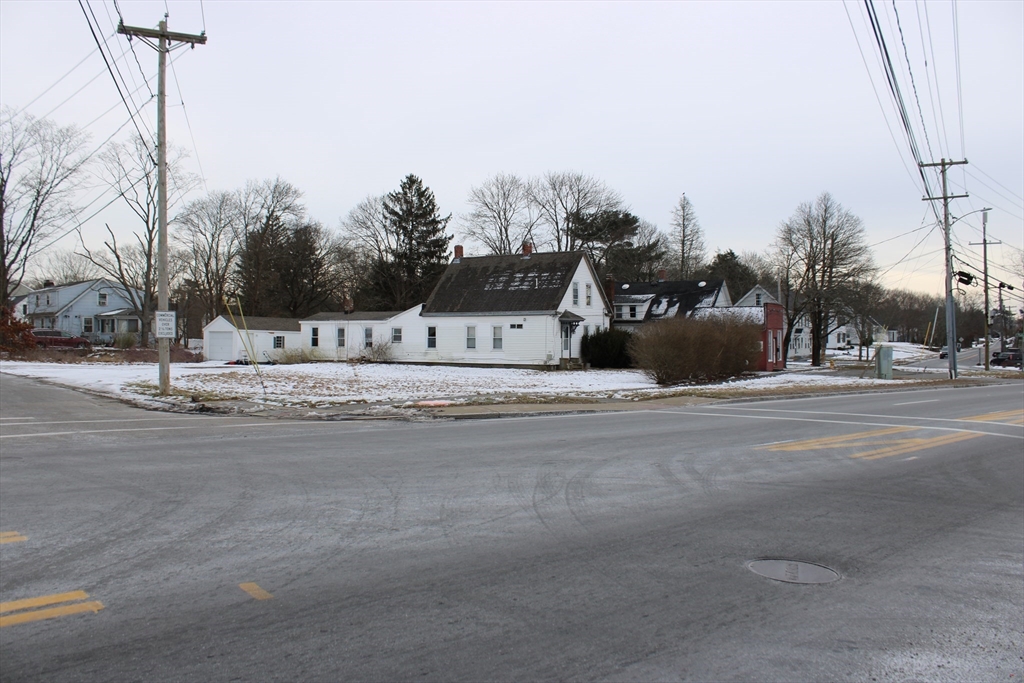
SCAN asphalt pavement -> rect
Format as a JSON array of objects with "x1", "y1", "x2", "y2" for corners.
[{"x1": 1, "y1": 373, "x2": 1022, "y2": 681}]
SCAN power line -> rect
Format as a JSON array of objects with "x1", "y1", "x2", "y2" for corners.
[
  {"x1": 921, "y1": 0, "x2": 953, "y2": 157},
  {"x1": 969, "y1": 165, "x2": 1024, "y2": 203},
  {"x1": 85, "y1": 0, "x2": 153, "y2": 140},
  {"x1": 951, "y1": 0, "x2": 966, "y2": 158},
  {"x1": 891, "y1": 0, "x2": 934, "y2": 162},
  {"x1": 13, "y1": 46, "x2": 100, "y2": 117},
  {"x1": 168, "y1": 56, "x2": 208, "y2": 192},
  {"x1": 77, "y1": 0, "x2": 155, "y2": 163}
]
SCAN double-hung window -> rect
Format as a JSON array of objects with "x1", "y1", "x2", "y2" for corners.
[
  {"x1": 585, "y1": 283, "x2": 592, "y2": 306},
  {"x1": 337, "y1": 327, "x2": 345, "y2": 348},
  {"x1": 572, "y1": 282, "x2": 579, "y2": 306},
  {"x1": 466, "y1": 326, "x2": 476, "y2": 349},
  {"x1": 311, "y1": 327, "x2": 319, "y2": 347},
  {"x1": 364, "y1": 327, "x2": 373, "y2": 348},
  {"x1": 427, "y1": 326, "x2": 437, "y2": 349},
  {"x1": 392, "y1": 327, "x2": 402, "y2": 343},
  {"x1": 492, "y1": 325, "x2": 502, "y2": 350},
  {"x1": 83, "y1": 318, "x2": 94, "y2": 333},
  {"x1": 97, "y1": 292, "x2": 108, "y2": 306}
]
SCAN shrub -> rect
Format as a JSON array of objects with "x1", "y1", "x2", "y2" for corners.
[
  {"x1": 113, "y1": 332, "x2": 138, "y2": 349},
  {"x1": 0, "y1": 307, "x2": 33, "y2": 353},
  {"x1": 360, "y1": 339, "x2": 394, "y2": 363},
  {"x1": 627, "y1": 315, "x2": 762, "y2": 385},
  {"x1": 580, "y1": 327, "x2": 633, "y2": 368},
  {"x1": 274, "y1": 348, "x2": 317, "y2": 365}
]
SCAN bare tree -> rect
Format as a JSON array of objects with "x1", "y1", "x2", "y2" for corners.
[
  {"x1": 527, "y1": 171, "x2": 621, "y2": 252},
  {"x1": 462, "y1": 172, "x2": 537, "y2": 255},
  {"x1": 1, "y1": 107, "x2": 90, "y2": 305},
  {"x1": 78, "y1": 135, "x2": 197, "y2": 346},
  {"x1": 669, "y1": 193, "x2": 706, "y2": 279},
  {"x1": 29, "y1": 248, "x2": 102, "y2": 287},
  {"x1": 173, "y1": 190, "x2": 241, "y2": 325},
  {"x1": 775, "y1": 192, "x2": 875, "y2": 366}
]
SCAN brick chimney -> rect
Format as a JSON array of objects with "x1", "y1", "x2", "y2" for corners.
[
  {"x1": 603, "y1": 274, "x2": 615, "y2": 306},
  {"x1": 521, "y1": 241, "x2": 533, "y2": 257},
  {"x1": 657, "y1": 269, "x2": 667, "y2": 282},
  {"x1": 453, "y1": 245, "x2": 463, "y2": 262}
]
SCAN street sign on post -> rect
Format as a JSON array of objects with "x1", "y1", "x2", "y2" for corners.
[{"x1": 155, "y1": 311, "x2": 176, "y2": 339}]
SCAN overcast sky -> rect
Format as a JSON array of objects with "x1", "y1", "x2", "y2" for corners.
[{"x1": 2, "y1": 0, "x2": 1021, "y2": 297}]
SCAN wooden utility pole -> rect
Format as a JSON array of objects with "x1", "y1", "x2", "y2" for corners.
[
  {"x1": 970, "y1": 209, "x2": 997, "y2": 370},
  {"x1": 117, "y1": 18, "x2": 206, "y2": 395},
  {"x1": 921, "y1": 158, "x2": 968, "y2": 379}
]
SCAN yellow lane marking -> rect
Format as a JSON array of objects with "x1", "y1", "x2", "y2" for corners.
[
  {"x1": 962, "y1": 409, "x2": 1024, "y2": 424},
  {"x1": 761, "y1": 426, "x2": 915, "y2": 452},
  {"x1": 0, "y1": 591, "x2": 90, "y2": 613},
  {"x1": 0, "y1": 531, "x2": 28, "y2": 544},
  {"x1": 0, "y1": 590, "x2": 103, "y2": 628},
  {"x1": 854, "y1": 431, "x2": 980, "y2": 460},
  {"x1": 239, "y1": 582, "x2": 273, "y2": 600},
  {"x1": 0, "y1": 602, "x2": 104, "y2": 628}
]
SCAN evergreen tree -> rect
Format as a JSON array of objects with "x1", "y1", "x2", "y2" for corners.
[{"x1": 380, "y1": 174, "x2": 452, "y2": 309}]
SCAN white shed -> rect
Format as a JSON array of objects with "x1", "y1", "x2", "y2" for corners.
[{"x1": 202, "y1": 315, "x2": 301, "y2": 362}]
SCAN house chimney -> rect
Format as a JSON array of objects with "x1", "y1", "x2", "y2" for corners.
[
  {"x1": 657, "y1": 269, "x2": 667, "y2": 282},
  {"x1": 453, "y1": 245, "x2": 463, "y2": 262},
  {"x1": 43, "y1": 279, "x2": 55, "y2": 288},
  {"x1": 603, "y1": 274, "x2": 615, "y2": 305},
  {"x1": 521, "y1": 241, "x2": 533, "y2": 257}
]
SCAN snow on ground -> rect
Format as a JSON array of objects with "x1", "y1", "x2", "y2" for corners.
[
  {"x1": 0, "y1": 360, "x2": 659, "y2": 405},
  {"x1": 0, "y1": 345, "x2": 949, "y2": 408}
]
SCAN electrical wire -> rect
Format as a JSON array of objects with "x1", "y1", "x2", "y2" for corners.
[
  {"x1": 168, "y1": 56, "x2": 208, "y2": 192},
  {"x1": 842, "y1": 0, "x2": 930, "y2": 197},
  {"x1": 921, "y1": 0, "x2": 953, "y2": 157},
  {"x1": 85, "y1": 0, "x2": 153, "y2": 141},
  {"x1": 891, "y1": 0, "x2": 934, "y2": 162},
  {"x1": 969, "y1": 165, "x2": 1024, "y2": 203},
  {"x1": 951, "y1": 0, "x2": 966, "y2": 159},
  {"x1": 77, "y1": 0, "x2": 156, "y2": 163},
  {"x1": 12, "y1": 46, "x2": 100, "y2": 117}
]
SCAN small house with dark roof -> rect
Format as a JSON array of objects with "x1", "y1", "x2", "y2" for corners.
[
  {"x1": 298, "y1": 307, "x2": 421, "y2": 361},
  {"x1": 405, "y1": 244, "x2": 611, "y2": 368},
  {"x1": 202, "y1": 314, "x2": 302, "y2": 362},
  {"x1": 609, "y1": 274, "x2": 732, "y2": 331}
]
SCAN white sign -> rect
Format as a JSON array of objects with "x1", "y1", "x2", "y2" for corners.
[{"x1": 155, "y1": 311, "x2": 176, "y2": 338}]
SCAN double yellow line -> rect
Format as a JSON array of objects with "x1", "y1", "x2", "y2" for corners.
[
  {"x1": 0, "y1": 591, "x2": 104, "y2": 628},
  {"x1": 0, "y1": 531, "x2": 28, "y2": 544}
]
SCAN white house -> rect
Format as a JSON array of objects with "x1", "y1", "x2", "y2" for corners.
[
  {"x1": 732, "y1": 284, "x2": 778, "y2": 308},
  {"x1": 202, "y1": 315, "x2": 302, "y2": 362},
  {"x1": 407, "y1": 245, "x2": 611, "y2": 368},
  {"x1": 18, "y1": 278, "x2": 144, "y2": 345},
  {"x1": 298, "y1": 307, "x2": 421, "y2": 361}
]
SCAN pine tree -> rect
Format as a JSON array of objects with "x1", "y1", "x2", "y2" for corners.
[{"x1": 381, "y1": 174, "x2": 452, "y2": 309}]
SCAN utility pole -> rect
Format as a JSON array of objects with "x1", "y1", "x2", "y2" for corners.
[
  {"x1": 118, "y1": 18, "x2": 206, "y2": 395},
  {"x1": 969, "y1": 209, "x2": 997, "y2": 370},
  {"x1": 921, "y1": 158, "x2": 968, "y2": 379}
]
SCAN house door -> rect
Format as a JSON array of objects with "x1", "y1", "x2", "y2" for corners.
[{"x1": 561, "y1": 325, "x2": 570, "y2": 353}]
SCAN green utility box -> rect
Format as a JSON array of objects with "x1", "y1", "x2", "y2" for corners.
[{"x1": 875, "y1": 345, "x2": 893, "y2": 380}]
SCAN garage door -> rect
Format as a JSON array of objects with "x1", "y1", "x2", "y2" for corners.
[{"x1": 205, "y1": 331, "x2": 235, "y2": 360}]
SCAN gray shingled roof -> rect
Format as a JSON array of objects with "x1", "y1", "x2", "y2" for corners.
[
  {"x1": 303, "y1": 311, "x2": 402, "y2": 322},
  {"x1": 221, "y1": 316, "x2": 301, "y2": 332},
  {"x1": 423, "y1": 251, "x2": 586, "y2": 314}
]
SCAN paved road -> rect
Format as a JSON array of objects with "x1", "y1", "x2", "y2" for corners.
[{"x1": 1, "y1": 374, "x2": 1022, "y2": 681}]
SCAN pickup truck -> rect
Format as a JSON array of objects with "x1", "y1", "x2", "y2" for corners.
[{"x1": 30, "y1": 329, "x2": 92, "y2": 349}]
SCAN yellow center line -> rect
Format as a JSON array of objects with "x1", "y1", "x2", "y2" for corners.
[
  {"x1": 239, "y1": 582, "x2": 273, "y2": 600},
  {"x1": 962, "y1": 409, "x2": 1024, "y2": 423},
  {"x1": 0, "y1": 602, "x2": 104, "y2": 628},
  {"x1": 854, "y1": 431, "x2": 981, "y2": 460},
  {"x1": 0, "y1": 591, "x2": 90, "y2": 614},
  {"x1": 0, "y1": 531, "x2": 28, "y2": 544},
  {"x1": 761, "y1": 426, "x2": 915, "y2": 451}
]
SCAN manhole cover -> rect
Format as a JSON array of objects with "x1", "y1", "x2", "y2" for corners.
[{"x1": 747, "y1": 559, "x2": 840, "y2": 584}]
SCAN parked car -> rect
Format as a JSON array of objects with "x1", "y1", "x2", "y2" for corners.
[
  {"x1": 991, "y1": 349, "x2": 1022, "y2": 368},
  {"x1": 30, "y1": 329, "x2": 91, "y2": 349}
]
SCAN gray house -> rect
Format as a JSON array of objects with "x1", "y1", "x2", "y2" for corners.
[{"x1": 19, "y1": 279, "x2": 145, "y2": 345}]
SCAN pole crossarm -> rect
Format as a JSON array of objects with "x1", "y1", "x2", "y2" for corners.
[{"x1": 117, "y1": 23, "x2": 207, "y2": 46}]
